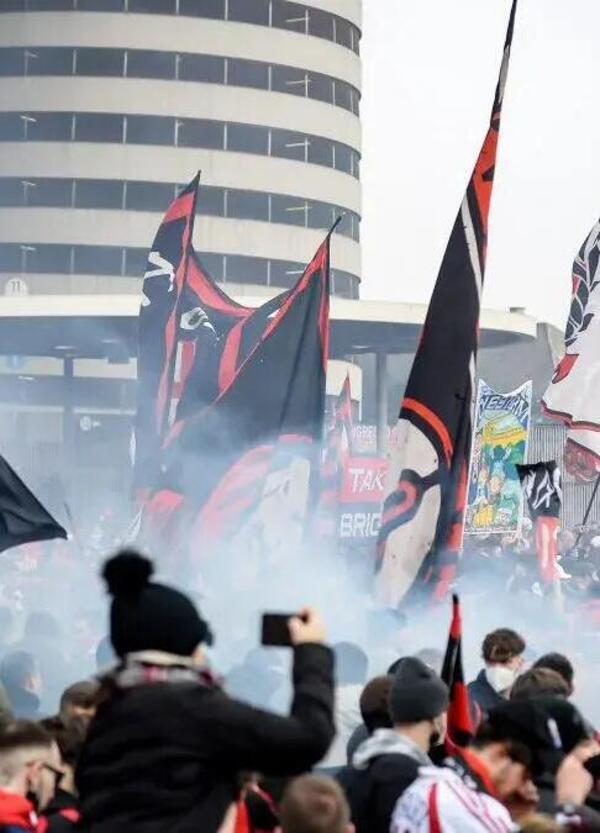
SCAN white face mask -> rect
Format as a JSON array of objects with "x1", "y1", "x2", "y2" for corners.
[{"x1": 485, "y1": 664, "x2": 518, "y2": 694}]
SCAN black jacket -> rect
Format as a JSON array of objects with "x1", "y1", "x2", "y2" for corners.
[
  {"x1": 76, "y1": 644, "x2": 334, "y2": 833},
  {"x1": 40, "y1": 788, "x2": 80, "y2": 832},
  {"x1": 338, "y1": 729, "x2": 429, "y2": 833},
  {"x1": 467, "y1": 670, "x2": 503, "y2": 716}
]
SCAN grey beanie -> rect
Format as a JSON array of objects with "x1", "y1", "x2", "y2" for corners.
[{"x1": 389, "y1": 657, "x2": 449, "y2": 724}]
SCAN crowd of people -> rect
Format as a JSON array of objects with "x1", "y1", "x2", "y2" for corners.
[
  {"x1": 1, "y1": 547, "x2": 600, "y2": 832},
  {"x1": 461, "y1": 520, "x2": 600, "y2": 622}
]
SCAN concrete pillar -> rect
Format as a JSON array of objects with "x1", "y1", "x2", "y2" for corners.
[{"x1": 375, "y1": 350, "x2": 388, "y2": 455}]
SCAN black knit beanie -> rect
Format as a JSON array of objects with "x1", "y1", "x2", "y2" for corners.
[
  {"x1": 389, "y1": 657, "x2": 449, "y2": 724},
  {"x1": 103, "y1": 551, "x2": 212, "y2": 658}
]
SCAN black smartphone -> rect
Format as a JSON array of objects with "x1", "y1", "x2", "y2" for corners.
[
  {"x1": 261, "y1": 613, "x2": 295, "y2": 647},
  {"x1": 584, "y1": 754, "x2": 600, "y2": 780}
]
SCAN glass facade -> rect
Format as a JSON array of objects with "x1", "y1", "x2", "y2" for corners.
[
  {"x1": 0, "y1": 111, "x2": 361, "y2": 179},
  {"x1": 0, "y1": 177, "x2": 360, "y2": 241},
  {"x1": 0, "y1": 242, "x2": 360, "y2": 298},
  {"x1": 1, "y1": 1, "x2": 361, "y2": 56},
  {"x1": 0, "y1": 47, "x2": 359, "y2": 116}
]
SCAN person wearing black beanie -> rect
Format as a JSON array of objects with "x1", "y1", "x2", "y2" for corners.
[
  {"x1": 76, "y1": 551, "x2": 335, "y2": 833},
  {"x1": 340, "y1": 657, "x2": 449, "y2": 833}
]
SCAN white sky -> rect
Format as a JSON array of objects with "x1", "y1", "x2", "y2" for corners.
[{"x1": 360, "y1": 0, "x2": 600, "y2": 329}]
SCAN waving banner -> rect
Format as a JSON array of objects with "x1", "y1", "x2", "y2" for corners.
[
  {"x1": 542, "y1": 220, "x2": 600, "y2": 481},
  {"x1": 465, "y1": 380, "x2": 532, "y2": 535},
  {"x1": 376, "y1": 0, "x2": 519, "y2": 606},
  {"x1": 516, "y1": 461, "x2": 562, "y2": 583}
]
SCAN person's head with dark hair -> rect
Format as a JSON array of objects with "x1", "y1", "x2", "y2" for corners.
[
  {"x1": 280, "y1": 775, "x2": 353, "y2": 833},
  {"x1": 333, "y1": 642, "x2": 368, "y2": 686},
  {"x1": 510, "y1": 668, "x2": 570, "y2": 702},
  {"x1": 532, "y1": 652, "x2": 574, "y2": 696},
  {"x1": 0, "y1": 720, "x2": 60, "y2": 814},
  {"x1": 39, "y1": 715, "x2": 87, "y2": 798},
  {"x1": 359, "y1": 675, "x2": 393, "y2": 733},
  {"x1": 24, "y1": 611, "x2": 61, "y2": 641},
  {"x1": 102, "y1": 550, "x2": 213, "y2": 659},
  {"x1": 59, "y1": 681, "x2": 98, "y2": 725},
  {"x1": 0, "y1": 651, "x2": 41, "y2": 719},
  {"x1": 477, "y1": 628, "x2": 526, "y2": 700}
]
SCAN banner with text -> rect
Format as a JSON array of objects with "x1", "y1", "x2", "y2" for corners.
[{"x1": 339, "y1": 456, "x2": 388, "y2": 540}]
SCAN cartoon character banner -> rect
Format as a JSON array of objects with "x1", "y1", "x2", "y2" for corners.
[{"x1": 465, "y1": 380, "x2": 532, "y2": 535}]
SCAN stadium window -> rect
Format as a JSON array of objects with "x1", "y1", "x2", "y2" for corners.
[
  {"x1": 74, "y1": 179, "x2": 123, "y2": 209},
  {"x1": 227, "y1": 123, "x2": 268, "y2": 155},
  {"x1": 75, "y1": 48, "x2": 124, "y2": 77},
  {"x1": 270, "y1": 259, "x2": 305, "y2": 289},
  {"x1": 307, "y1": 201, "x2": 335, "y2": 231},
  {"x1": 179, "y1": 0, "x2": 224, "y2": 17},
  {"x1": 75, "y1": 113, "x2": 123, "y2": 142},
  {"x1": 227, "y1": 58, "x2": 268, "y2": 90},
  {"x1": 0, "y1": 49, "x2": 25, "y2": 76},
  {"x1": 351, "y1": 150, "x2": 360, "y2": 179},
  {"x1": 226, "y1": 189, "x2": 269, "y2": 222},
  {"x1": 308, "y1": 7, "x2": 334, "y2": 40},
  {"x1": 272, "y1": 65, "x2": 309, "y2": 98},
  {"x1": 126, "y1": 180, "x2": 176, "y2": 211},
  {"x1": 272, "y1": 1, "x2": 308, "y2": 34},
  {"x1": 126, "y1": 114, "x2": 174, "y2": 145},
  {"x1": 309, "y1": 73, "x2": 334, "y2": 104},
  {"x1": 0, "y1": 113, "x2": 26, "y2": 141},
  {"x1": 271, "y1": 194, "x2": 308, "y2": 226},
  {"x1": 124, "y1": 247, "x2": 148, "y2": 277},
  {"x1": 127, "y1": 49, "x2": 175, "y2": 80},
  {"x1": 127, "y1": 0, "x2": 176, "y2": 14},
  {"x1": 0, "y1": 179, "x2": 24, "y2": 206},
  {"x1": 26, "y1": 0, "x2": 73, "y2": 9},
  {"x1": 27, "y1": 112, "x2": 72, "y2": 141},
  {"x1": 74, "y1": 245, "x2": 122, "y2": 275},
  {"x1": 28, "y1": 244, "x2": 72, "y2": 274},
  {"x1": 225, "y1": 254, "x2": 268, "y2": 285},
  {"x1": 307, "y1": 135, "x2": 333, "y2": 167},
  {"x1": 271, "y1": 128, "x2": 308, "y2": 162},
  {"x1": 176, "y1": 118, "x2": 223, "y2": 150},
  {"x1": 334, "y1": 142, "x2": 352, "y2": 175},
  {"x1": 197, "y1": 185, "x2": 225, "y2": 217},
  {"x1": 178, "y1": 53, "x2": 224, "y2": 83},
  {"x1": 197, "y1": 253, "x2": 224, "y2": 281},
  {"x1": 334, "y1": 16, "x2": 353, "y2": 50},
  {"x1": 0, "y1": 244, "x2": 21, "y2": 272},
  {"x1": 76, "y1": 0, "x2": 124, "y2": 9},
  {"x1": 227, "y1": 0, "x2": 269, "y2": 25},
  {"x1": 25, "y1": 47, "x2": 73, "y2": 76},
  {"x1": 0, "y1": 0, "x2": 25, "y2": 10},
  {"x1": 26, "y1": 178, "x2": 72, "y2": 207}
]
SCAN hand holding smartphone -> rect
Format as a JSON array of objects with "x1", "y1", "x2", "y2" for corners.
[{"x1": 261, "y1": 608, "x2": 325, "y2": 647}]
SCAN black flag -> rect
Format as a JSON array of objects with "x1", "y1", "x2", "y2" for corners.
[
  {"x1": 0, "y1": 454, "x2": 67, "y2": 553},
  {"x1": 377, "y1": 1, "x2": 519, "y2": 606}
]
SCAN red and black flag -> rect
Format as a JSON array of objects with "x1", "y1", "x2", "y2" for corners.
[
  {"x1": 135, "y1": 176, "x2": 289, "y2": 490},
  {"x1": 316, "y1": 374, "x2": 354, "y2": 538},
  {"x1": 0, "y1": 454, "x2": 67, "y2": 553},
  {"x1": 159, "y1": 233, "x2": 332, "y2": 557},
  {"x1": 135, "y1": 173, "x2": 200, "y2": 487},
  {"x1": 376, "y1": 1, "x2": 519, "y2": 607},
  {"x1": 516, "y1": 462, "x2": 562, "y2": 584},
  {"x1": 441, "y1": 594, "x2": 474, "y2": 750}
]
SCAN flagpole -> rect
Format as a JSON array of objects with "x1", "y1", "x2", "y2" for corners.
[
  {"x1": 160, "y1": 171, "x2": 201, "y2": 438},
  {"x1": 575, "y1": 472, "x2": 600, "y2": 545}
]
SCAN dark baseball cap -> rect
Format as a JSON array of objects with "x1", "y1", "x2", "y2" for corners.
[{"x1": 487, "y1": 696, "x2": 591, "y2": 775}]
